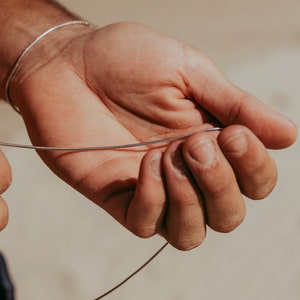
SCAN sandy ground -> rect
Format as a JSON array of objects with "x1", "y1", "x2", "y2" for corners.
[{"x1": 0, "y1": 1, "x2": 299, "y2": 299}]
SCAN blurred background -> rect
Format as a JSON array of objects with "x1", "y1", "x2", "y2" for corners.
[{"x1": 0, "y1": 0, "x2": 299, "y2": 299}]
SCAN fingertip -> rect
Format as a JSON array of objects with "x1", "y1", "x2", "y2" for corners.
[
  {"x1": 218, "y1": 125, "x2": 279, "y2": 200},
  {"x1": 0, "y1": 197, "x2": 9, "y2": 231},
  {"x1": 126, "y1": 149, "x2": 166, "y2": 238},
  {"x1": 167, "y1": 232, "x2": 206, "y2": 251},
  {"x1": 208, "y1": 209, "x2": 246, "y2": 233},
  {"x1": 279, "y1": 119, "x2": 298, "y2": 149},
  {"x1": 0, "y1": 151, "x2": 12, "y2": 194},
  {"x1": 258, "y1": 113, "x2": 298, "y2": 149}
]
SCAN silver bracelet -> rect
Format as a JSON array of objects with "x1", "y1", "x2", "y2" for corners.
[{"x1": 4, "y1": 20, "x2": 92, "y2": 113}]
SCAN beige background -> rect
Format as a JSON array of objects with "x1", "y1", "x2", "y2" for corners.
[{"x1": 1, "y1": 1, "x2": 300, "y2": 299}]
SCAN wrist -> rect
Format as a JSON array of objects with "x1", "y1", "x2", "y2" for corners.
[
  {"x1": 0, "y1": 0, "x2": 76, "y2": 99},
  {"x1": 6, "y1": 21, "x2": 94, "y2": 113}
]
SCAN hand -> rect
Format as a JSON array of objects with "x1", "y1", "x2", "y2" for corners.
[
  {"x1": 11, "y1": 22, "x2": 297, "y2": 250},
  {"x1": 0, "y1": 150, "x2": 12, "y2": 231}
]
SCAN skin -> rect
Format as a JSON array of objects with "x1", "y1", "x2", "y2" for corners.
[
  {"x1": 0, "y1": 2, "x2": 297, "y2": 250},
  {"x1": 0, "y1": 151, "x2": 11, "y2": 231}
]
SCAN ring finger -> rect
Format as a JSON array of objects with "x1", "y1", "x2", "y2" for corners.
[{"x1": 162, "y1": 141, "x2": 206, "y2": 251}]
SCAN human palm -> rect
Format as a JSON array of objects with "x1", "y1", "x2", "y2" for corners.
[{"x1": 11, "y1": 22, "x2": 297, "y2": 250}]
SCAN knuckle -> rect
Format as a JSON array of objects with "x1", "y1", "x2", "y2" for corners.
[
  {"x1": 226, "y1": 92, "x2": 248, "y2": 124},
  {"x1": 171, "y1": 193, "x2": 201, "y2": 209},
  {"x1": 210, "y1": 177, "x2": 235, "y2": 200}
]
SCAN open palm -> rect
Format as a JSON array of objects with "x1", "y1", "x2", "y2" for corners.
[{"x1": 12, "y1": 22, "x2": 297, "y2": 250}]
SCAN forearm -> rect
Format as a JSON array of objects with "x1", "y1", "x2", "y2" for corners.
[{"x1": 0, "y1": 0, "x2": 77, "y2": 99}]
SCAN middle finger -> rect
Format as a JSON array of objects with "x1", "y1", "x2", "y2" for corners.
[{"x1": 183, "y1": 132, "x2": 246, "y2": 233}]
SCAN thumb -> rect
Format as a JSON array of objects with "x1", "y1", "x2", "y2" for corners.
[{"x1": 185, "y1": 49, "x2": 297, "y2": 149}]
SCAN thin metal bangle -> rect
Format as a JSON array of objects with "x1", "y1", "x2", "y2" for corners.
[{"x1": 4, "y1": 20, "x2": 92, "y2": 113}]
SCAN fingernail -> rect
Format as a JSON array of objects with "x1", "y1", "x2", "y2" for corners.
[
  {"x1": 188, "y1": 138, "x2": 216, "y2": 167},
  {"x1": 222, "y1": 132, "x2": 248, "y2": 156},
  {"x1": 171, "y1": 147, "x2": 188, "y2": 177},
  {"x1": 150, "y1": 152, "x2": 163, "y2": 178}
]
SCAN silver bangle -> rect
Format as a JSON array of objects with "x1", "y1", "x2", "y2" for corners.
[{"x1": 4, "y1": 20, "x2": 91, "y2": 113}]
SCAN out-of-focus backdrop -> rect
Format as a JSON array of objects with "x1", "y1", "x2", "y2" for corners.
[{"x1": 0, "y1": 1, "x2": 299, "y2": 299}]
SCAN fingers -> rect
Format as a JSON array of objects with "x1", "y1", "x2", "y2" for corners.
[
  {"x1": 0, "y1": 196, "x2": 8, "y2": 231},
  {"x1": 162, "y1": 142, "x2": 206, "y2": 250},
  {"x1": 218, "y1": 125, "x2": 278, "y2": 200},
  {"x1": 127, "y1": 145, "x2": 207, "y2": 251},
  {"x1": 0, "y1": 150, "x2": 12, "y2": 194},
  {"x1": 182, "y1": 132, "x2": 246, "y2": 233},
  {"x1": 185, "y1": 47, "x2": 297, "y2": 149},
  {"x1": 126, "y1": 150, "x2": 166, "y2": 238},
  {"x1": 120, "y1": 126, "x2": 279, "y2": 250},
  {"x1": 0, "y1": 150, "x2": 12, "y2": 231}
]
